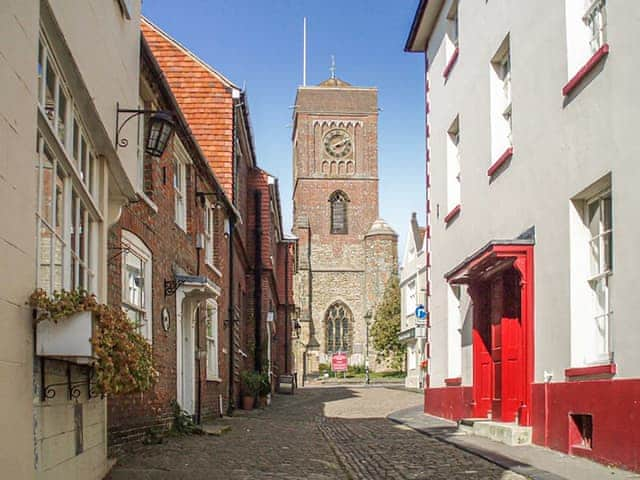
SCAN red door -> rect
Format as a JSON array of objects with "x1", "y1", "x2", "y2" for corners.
[
  {"x1": 500, "y1": 269, "x2": 523, "y2": 422},
  {"x1": 473, "y1": 283, "x2": 493, "y2": 418},
  {"x1": 490, "y1": 277, "x2": 503, "y2": 420}
]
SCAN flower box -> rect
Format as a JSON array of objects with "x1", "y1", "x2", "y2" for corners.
[{"x1": 36, "y1": 310, "x2": 96, "y2": 363}]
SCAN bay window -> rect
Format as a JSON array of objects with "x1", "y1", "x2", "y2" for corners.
[{"x1": 35, "y1": 33, "x2": 101, "y2": 296}]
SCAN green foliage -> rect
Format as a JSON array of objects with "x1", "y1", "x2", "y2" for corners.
[
  {"x1": 29, "y1": 288, "x2": 158, "y2": 395},
  {"x1": 170, "y1": 401, "x2": 202, "y2": 436},
  {"x1": 240, "y1": 370, "x2": 262, "y2": 396},
  {"x1": 258, "y1": 372, "x2": 271, "y2": 396},
  {"x1": 347, "y1": 364, "x2": 366, "y2": 375},
  {"x1": 318, "y1": 363, "x2": 331, "y2": 373},
  {"x1": 370, "y1": 275, "x2": 406, "y2": 370}
]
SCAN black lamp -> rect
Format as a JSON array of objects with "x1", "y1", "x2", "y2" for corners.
[
  {"x1": 145, "y1": 111, "x2": 175, "y2": 157},
  {"x1": 115, "y1": 103, "x2": 175, "y2": 158}
]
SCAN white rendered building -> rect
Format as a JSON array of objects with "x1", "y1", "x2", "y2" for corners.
[
  {"x1": 406, "y1": 0, "x2": 640, "y2": 471},
  {"x1": 399, "y1": 213, "x2": 428, "y2": 389},
  {"x1": 1, "y1": 1, "x2": 140, "y2": 477}
]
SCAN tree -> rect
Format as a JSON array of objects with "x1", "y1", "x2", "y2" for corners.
[{"x1": 370, "y1": 275, "x2": 405, "y2": 370}]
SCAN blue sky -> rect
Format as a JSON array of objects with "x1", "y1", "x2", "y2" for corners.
[{"x1": 142, "y1": 0, "x2": 426, "y2": 255}]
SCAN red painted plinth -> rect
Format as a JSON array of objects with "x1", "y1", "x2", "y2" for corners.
[
  {"x1": 562, "y1": 44, "x2": 609, "y2": 96},
  {"x1": 443, "y1": 47, "x2": 459, "y2": 79},
  {"x1": 531, "y1": 378, "x2": 640, "y2": 473},
  {"x1": 424, "y1": 386, "x2": 473, "y2": 421},
  {"x1": 444, "y1": 377, "x2": 462, "y2": 386}
]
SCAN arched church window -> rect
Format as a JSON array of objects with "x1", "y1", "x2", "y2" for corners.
[
  {"x1": 329, "y1": 190, "x2": 349, "y2": 234},
  {"x1": 325, "y1": 302, "x2": 352, "y2": 353}
]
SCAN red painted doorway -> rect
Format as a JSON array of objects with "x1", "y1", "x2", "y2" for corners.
[{"x1": 447, "y1": 244, "x2": 534, "y2": 426}]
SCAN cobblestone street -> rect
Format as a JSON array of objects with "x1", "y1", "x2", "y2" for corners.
[{"x1": 108, "y1": 386, "x2": 522, "y2": 480}]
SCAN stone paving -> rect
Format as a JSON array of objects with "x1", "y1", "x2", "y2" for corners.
[{"x1": 107, "y1": 386, "x2": 523, "y2": 480}]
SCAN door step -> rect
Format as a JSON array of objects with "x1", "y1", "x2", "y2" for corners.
[{"x1": 459, "y1": 419, "x2": 532, "y2": 446}]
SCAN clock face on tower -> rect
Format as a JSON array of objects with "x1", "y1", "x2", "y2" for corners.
[{"x1": 323, "y1": 129, "x2": 352, "y2": 158}]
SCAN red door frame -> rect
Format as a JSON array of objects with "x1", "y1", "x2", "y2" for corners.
[{"x1": 447, "y1": 244, "x2": 534, "y2": 425}]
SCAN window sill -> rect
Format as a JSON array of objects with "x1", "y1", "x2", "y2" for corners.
[
  {"x1": 444, "y1": 204, "x2": 461, "y2": 225},
  {"x1": 488, "y1": 147, "x2": 513, "y2": 177},
  {"x1": 445, "y1": 377, "x2": 462, "y2": 386},
  {"x1": 565, "y1": 362, "x2": 616, "y2": 380},
  {"x1": 562, "y1": 44, "x2": 609, "y2": 97},
  {"x1": 206, "y1": 376, "x2": 222, "y2": 383},
  {"x1": 443, "y1": 47, "x2": 459, "y2": 80}
]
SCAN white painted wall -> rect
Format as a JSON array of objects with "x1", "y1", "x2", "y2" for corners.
[{"x1": 424, "y1": 0, "x2": 640, "y2": 388}]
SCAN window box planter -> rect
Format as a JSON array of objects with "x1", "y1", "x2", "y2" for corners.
[{"x1": 36, "y1": 310, "x2": 96, "y2": 363}]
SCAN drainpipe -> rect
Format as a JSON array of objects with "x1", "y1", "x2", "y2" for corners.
[
  {"x1": 254, "y1": 190, "x2": 263, "y2": 373},
  {"x1": 284, "y1": 243, "x2": 290, "y2": 374},
  {"x1": 226, "y1": 217, "x2": 235, "y2": 415}
]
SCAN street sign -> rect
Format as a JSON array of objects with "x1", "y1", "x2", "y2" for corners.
[
  {"x1": 415, "y1": 305, "x2": 427, "y2": 320},
  {"x1": 331, "y1": 353, "x2": 348, "y2": 372}
]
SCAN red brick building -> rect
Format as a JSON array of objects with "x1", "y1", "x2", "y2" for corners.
[
  {"x1": 140, "y1": 18, "x2": 295, "y2": 406},
  {"x1": 107, "y1": 37, "x2": 237, "y2": 453}
]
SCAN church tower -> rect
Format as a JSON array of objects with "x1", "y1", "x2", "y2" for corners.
[{"x1": 292, "y1": 73, "x2": 398, "y2": 374}]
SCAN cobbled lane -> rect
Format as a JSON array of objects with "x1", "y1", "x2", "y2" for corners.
[{"x1": 108, "y1": 386, "x2": 522, "y2": 479}]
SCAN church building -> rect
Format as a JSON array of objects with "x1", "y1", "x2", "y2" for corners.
[{"x1": 292, "y1": 73, "x2": 398, "y2": 375}]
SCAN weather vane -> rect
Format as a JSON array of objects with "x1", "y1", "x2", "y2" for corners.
[{"x1": 330, "y1": 55, "x2": 336, "y2": 79}]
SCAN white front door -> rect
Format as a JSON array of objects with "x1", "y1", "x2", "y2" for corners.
[{"x1": 177, "y1": 293, "x2": 196, "y2": 415}]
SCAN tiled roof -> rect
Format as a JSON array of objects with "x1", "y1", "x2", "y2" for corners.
[{"x1": 141, "y1": 17, "x2": 237, "y2": 200}]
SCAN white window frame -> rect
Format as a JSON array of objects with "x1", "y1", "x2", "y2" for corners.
[
  {"x1": 405, "y1": 280, "x2": 417, "y2": 318},
  {"x1": 204, "y1": 199, "x2": 215, "y2": 267},
  {"x1": 173, "y1": 140, "x2": 189, "y2": 232},
  {"x1": 584, "y1": 190, "x2": 612, "y2": 364},
  {"x1": 445, "y1": 0, "x2": 459, "y2": 63},
  {"x1": 121, "y1": 230, "x2": 153, "y2": 342},
  {"x1": 584, "y1": 0, "x2": 607, "y2": 55},
  {"x1": 490, "y1": 36, "x2": 512, "y2": 162},
  {"x1": 206, "y1": 299, "x2": 220, "y2": 380},
  {"x1": 447, "y1": 116, "x2": 461, "y2": 211}
]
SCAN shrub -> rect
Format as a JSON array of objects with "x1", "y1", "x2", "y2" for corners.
[{"x1": 240, "y1": 370, "x2": 262, "y2": 397}]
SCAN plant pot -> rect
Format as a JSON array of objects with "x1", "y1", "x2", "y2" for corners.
[
  {"x1": 36, "y1": 310, "x2": 96, "y2": 363},
  {"x1": 241, "y1": 395, "x2": 255, "y2": 410}
]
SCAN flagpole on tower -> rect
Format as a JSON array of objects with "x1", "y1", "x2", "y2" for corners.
[{"x1": 303, "y1": 17, "x2": 307, "y2": 86}]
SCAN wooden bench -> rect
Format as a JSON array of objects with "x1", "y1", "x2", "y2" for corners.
[{"x1": 278, "y1": 374, "x2": 296, "y2": 394}]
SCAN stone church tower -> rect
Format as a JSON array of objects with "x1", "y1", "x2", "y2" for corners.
[{"x1": 292, "y1": 75, "x2": 398, "y2": 375}]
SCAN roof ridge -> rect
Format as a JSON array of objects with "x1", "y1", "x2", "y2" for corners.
[{"x1": 141, "y1": 16, "x2": 240, "y2": 90}]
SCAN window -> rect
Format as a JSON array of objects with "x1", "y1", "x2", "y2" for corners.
[
  {"x1": 173, "y1": 141, "x2": 188, "y2": 231},
  {"x1": 121, "y1": 231, "x2": 152, "y2": 341},
  {"x1": 325, "y1": 302, "x2": 352, "y2": 354},
  {"x1": 447, "y1": 116, "x2": 461, "y2": 211},
  {"x1": 447, "y1": 285, "x2": 462, "y2": 378},
  {"x1": 570, "y1": 177, "x2": 613, "y2": 366},
  {"x1": 565, "y1": 0, "x2": 607, "y2": 79},
  {"x1": 206, "y1": 300, "x2": 219, "y2": 380},
  {"x1": 585, "y1": 190, "x2": 612, "y2": 361},
  {"x1": 329, "y1": 190, "x2": 349, "y2": 234},
  {"x1": 405, "y1": 280, "x2": 417, "y2": 318},
  {"x1": 445, "y1": 0, "x2": 459, "y2": 63},
  {"x1": 204, "y1": 200, "x2": 215, "y2": 266},
  {"x1": 490, "y1": 35, "x2": 512, "y2": 162}
]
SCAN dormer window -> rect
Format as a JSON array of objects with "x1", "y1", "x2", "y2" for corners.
[{"x1": 329, "y1": 190, "x2": 349, "y2": 234}]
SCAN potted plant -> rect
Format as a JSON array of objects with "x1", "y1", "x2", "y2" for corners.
[{"x1": 240, "y1": 370, "x2": 261, "y2": 410}]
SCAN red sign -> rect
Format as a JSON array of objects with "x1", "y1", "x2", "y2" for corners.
[{"x1": 331, "y1": 353, "x2": 348, "y2": 372}]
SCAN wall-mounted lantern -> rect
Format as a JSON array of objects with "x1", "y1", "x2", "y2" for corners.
[{"x1": 115, "y1": 102, "x2": 175, "y2": 157}]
